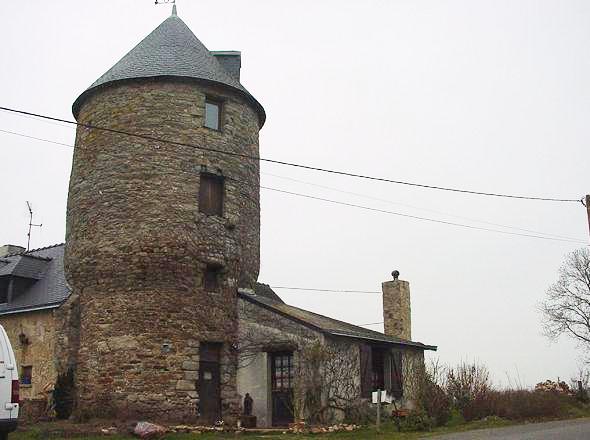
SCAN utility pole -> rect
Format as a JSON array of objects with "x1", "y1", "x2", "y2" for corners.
[
  {"x1": 376, "y1": 389, "x2": 381, "y2": 433},
  {"x1": 26, "y1": 201, "x2": 42, "y2": 251},
  {"x1": 586, "y1": 195, "x2": 590, "y2": 239}
]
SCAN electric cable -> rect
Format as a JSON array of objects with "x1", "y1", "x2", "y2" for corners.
[
  {"x1": 0, "y1": 106, "x2": 582, "y2": 203},
  {"x1": 0, "y1": 126, "x2": 587, "y2": 244}
]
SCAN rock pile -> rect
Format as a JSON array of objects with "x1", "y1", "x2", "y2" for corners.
[{"x1": 534, "y1": 380, "x2": 572, "y2": 394}]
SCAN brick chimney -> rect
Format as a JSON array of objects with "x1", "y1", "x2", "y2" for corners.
[
  {"x1": 211, "y1": 51, "x2": 241, "y2": 81},
  {"x1": 0, "y1": 245, "x2": 25, "y2": 258},
  {"x1": 382, "y1": 271, "x2": 411, "y2": 340}
]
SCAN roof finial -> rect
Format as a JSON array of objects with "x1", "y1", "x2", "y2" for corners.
[{"x1": 154, "y1": 0, "x2": 176, "y2": 15}]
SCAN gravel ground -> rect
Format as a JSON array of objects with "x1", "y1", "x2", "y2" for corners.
[{"x1": 425, "y1": 418, "x2": 590, "y2": 440}]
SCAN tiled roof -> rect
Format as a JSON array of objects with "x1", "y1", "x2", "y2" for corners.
[
  {"x1": 239, "y1": 289, "x2": 437, "y2": 351},
  {"x1": 0, "y1": 244, "x2": 70, "y2": 315},
  {"x1": 72, "y1": 11, "x2": 265, "y2": 125},
  {"x1": 254, "y1": 283, "x2": 285, "y2": 303},
  {"x1": 0, "y1": 254, "x2": 50, "y2": 280}
]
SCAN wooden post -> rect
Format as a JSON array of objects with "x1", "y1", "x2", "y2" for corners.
[
  {"x1": 376, "y1": 389, "x2": 381, "y2": 433},
  {"x1": 586, "y1": 195, "x2": 590, "y2": 239}
]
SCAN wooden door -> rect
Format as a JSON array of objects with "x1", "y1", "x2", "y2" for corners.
[
  {"x1": 198, "y1": 342, "x2": 221, "y2": 424},
  {"x1": 271, "y1": 351, "x2": 294, "y2": 426}
]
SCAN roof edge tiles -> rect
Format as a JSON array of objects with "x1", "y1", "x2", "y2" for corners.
[
  {"x1": 72, "y1": 13, "x2": 265, "y2": 127},
  {"x1": 2, "y1": 243, "x2": 65, "y2": 259}
]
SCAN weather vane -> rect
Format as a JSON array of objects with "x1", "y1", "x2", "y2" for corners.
[{"x1": 155, "y1": 0, "x2": 176, "y2": 14}]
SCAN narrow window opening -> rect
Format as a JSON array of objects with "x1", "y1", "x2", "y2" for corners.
[
  {"x1": 204, "y1": 99, "x2": 222, "y2": 130},
  {"x1": 199, "y1": 173, "x2": 224, "y2": 216},
  {"x1": 21, "y1": 365, "x2": 32, "y2": 385},
  {"x1": 0, "y1": 278, "x2": 8, "y2": 304},
  {"x1": 203, "y1": 266, "x2": 221, "y2": 291}
]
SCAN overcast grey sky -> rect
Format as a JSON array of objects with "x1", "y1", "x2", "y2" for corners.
[{"x1": 1, "y1": 0, "x2": 588, "y2": 386}]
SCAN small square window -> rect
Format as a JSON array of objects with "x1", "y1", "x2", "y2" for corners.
[
  {"x1": 203, "y1": 266, "x2": 221, "y2": 291},
  {"x1": 21, "y1": 366, "x2": 32, "y2": 385},
  {"x1": 204, "y1": 99, "x2": 221, "y2": 130},
  {"x1": 0, "y1": 278, "x2": 8, "y2": 304},
  {"x1": 199, "y1": 173, "x2": 224, "y2": 216}
]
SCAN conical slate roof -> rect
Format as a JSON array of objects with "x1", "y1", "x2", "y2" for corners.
[{"x1": 72, "y1": 10, "x2": 265, "y2": 125}]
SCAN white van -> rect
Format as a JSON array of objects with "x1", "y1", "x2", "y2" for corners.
[{"x1": 0, "y1": 325, "x2": 18, "y2": 439}]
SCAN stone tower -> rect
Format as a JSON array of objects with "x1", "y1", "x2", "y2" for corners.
[{"x1": 64, "y1": 7, "x2": 265, "y2": 422}]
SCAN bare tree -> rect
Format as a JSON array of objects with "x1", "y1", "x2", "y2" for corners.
[{"x1": 541, "y1": 248, "x2": 590, "y2": 352}]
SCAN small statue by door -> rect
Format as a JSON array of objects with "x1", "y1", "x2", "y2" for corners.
[
  {"x1": 243, "y1": 393, "x2": 253, "y2": 415},
  {"x1": 240, "y1": 393, "x2": 257, "y2": 428}
]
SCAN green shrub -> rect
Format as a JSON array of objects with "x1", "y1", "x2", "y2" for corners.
[
  {"x1": 461, "y1": 389, "x2": 577, "y2": 421},
  {"x1": 445, "y1": 408, "x2": 465, "y2": 427},
  {"x1": 399, "y1": 411, "x2": 434, "y2": 432},
  {"x1": 420, "y1": 376, "x2": 451, "y2": 426},
  {"x1": 54, "y1": 368, "x2": 75, "y2": 420}
]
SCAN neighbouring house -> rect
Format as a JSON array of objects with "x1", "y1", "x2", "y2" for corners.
[
  {"x1": 0, "y1": 4, "x2": 435, "y2": 426},
  {"x1": 0, "y1": 243, "x2": 435, "y2": 426}
]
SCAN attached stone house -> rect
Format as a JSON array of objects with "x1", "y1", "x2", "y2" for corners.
[
  {"x1": 238, "y1": 284, "x2": 436, "y2": 427},
  {"x1": 0, "y1": 243, "x2": 435, "y2": 426},
  {"x1": 0, "y1": 5, "x2": 436, "y2": 426}
]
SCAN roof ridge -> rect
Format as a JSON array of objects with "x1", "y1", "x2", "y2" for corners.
[
  {"x1": 23, "y1": 243, "x2": 65, "y2": 256},
  {"x1": 21, "y1": 254, "x2": 52, "y2": 262},
  {"x1": 239, "y1": 292, "x2": 437, "y2": 351},
  {"x1": 4, "y1": 242, "x2": 65, "y2": 257}
]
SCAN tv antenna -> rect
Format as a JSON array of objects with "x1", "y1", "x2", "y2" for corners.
[{"x1": 26, "y1": 201, "x2": 42, "y2": 251}]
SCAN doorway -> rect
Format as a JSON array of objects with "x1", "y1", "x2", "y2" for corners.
[
  {"x1": 198, "y1": 342, "x2": 221, "y2": 424},
  {"x1": 271, "y1": 351, "x2": 294, "y2": 426}
]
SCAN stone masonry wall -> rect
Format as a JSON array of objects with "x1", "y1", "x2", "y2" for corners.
[
  {"x1": 0, "y1": 310, "x2": 57, "y2": 401},
  {"x1": 65, "y1": 79, "x2": 261, "y2": 422},
  {"x1": 382, "y1": 280, "x2": 412, "y2": 340}
]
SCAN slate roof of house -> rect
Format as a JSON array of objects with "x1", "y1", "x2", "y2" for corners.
[
  {"x1": 72, "y1": 8, "x2": 265, "y2": 125},
  {"x1": 238, "y1": 289, "x2": 437, "y2": 351},
  {"x1": 0, "y1": 254, "x2": 51, "y2": 280},
  {"x1": 0, "y1": 244, "x2": 70, "y2": 315}
]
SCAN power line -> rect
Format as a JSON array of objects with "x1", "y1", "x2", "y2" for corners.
[
  {"x1": 0, "y1": 128, "x2": 73, "y2": 148},
  {"x1": 262, "y1": 172, "x2": 584, "y2": 241},
  {"x1": 270, "y1": 286, "x2": 381, "y2": 294},
  {"x1": 261, "y1": 187, "x2": 588, "y2": 244},
  {"x1": 0, "y1": 105, "x2": 582, "y2": 204},
  {"x1": 0, "y1": 126, "x2": 587, "y2": 244},
  {"x1": 358, "y1": 321, "x2": 385, "y2": 327}
]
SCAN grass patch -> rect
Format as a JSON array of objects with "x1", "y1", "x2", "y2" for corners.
[
  {"x1": 4, "y1": 417, "x2": 538, "y2": 440},
  {"x1": 11, "y1": 402, "x2": 590, "y2": 440}
]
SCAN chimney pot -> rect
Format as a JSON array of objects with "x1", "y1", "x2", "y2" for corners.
[
  {"x1": 211, "y1": 51, "x2": 241, "y2": 81},
  {"x1": 0, "y1": 245, "x2": 26, "y2": 258}
]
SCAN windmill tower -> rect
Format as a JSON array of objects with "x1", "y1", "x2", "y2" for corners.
[{"x1": 65, "y1": 7, "x2": 264, "y2": 422}]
